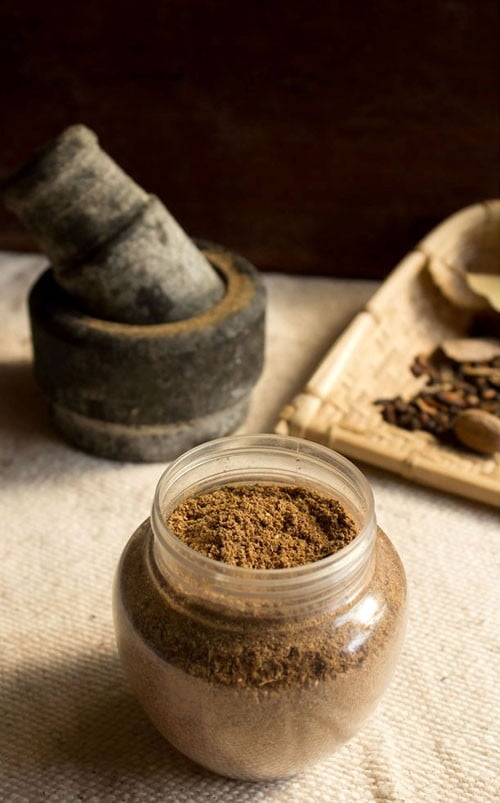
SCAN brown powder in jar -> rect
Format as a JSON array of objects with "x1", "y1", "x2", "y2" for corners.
[
  {"x1": 167, "y1": 484, "x2": 358, "y2": 569},
  {"x1": 119, "y1": 521, "x2": 405, "y2": 690},
  {"x1": 117, "y1": 522, "x2": 406, "y2": 779},
  {"x1": 116, "y1": 482, "x2": 406, "y2": 779}
]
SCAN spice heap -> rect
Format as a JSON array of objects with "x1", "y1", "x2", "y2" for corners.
[
  {"x1": 375, "y1": 338, "x2": 500, "y2": 454},
  {"x1": 168, "y1": 484, "x2": 358, "y2": 569}
]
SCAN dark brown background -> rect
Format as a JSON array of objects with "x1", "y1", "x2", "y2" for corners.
[{"x1": 1, "y1": 0, "x2": 498, "y2": 277}]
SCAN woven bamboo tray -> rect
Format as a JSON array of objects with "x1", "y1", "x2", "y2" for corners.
[{"x1": 276, "y1": 201, "x2": 500, "y2": 507}]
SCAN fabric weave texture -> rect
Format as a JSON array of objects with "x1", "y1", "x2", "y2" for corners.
[{"x1": 1, "y1": 254, "x2": 498, "y2": 802}]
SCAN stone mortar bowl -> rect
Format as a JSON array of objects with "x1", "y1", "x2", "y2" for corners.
[{"x1": 29, "y1": 241, "x2": 266, "y2": 461}]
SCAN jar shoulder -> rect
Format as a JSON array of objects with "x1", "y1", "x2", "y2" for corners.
[{"x1": 114, "y1": 520, "x2": 406, "y2": 690}]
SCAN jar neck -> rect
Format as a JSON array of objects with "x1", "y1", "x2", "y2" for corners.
[{"x1": 150, "y1": 435, "x2": 377, "y2": 616}]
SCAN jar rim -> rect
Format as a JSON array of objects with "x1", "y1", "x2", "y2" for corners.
[{"x1": 151, "y1": 435, "x2": 377, "y2": 606}]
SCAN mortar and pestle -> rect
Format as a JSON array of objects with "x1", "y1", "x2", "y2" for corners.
[{"x1": 2, "y1": 125, "x2": 266, "y2": 461}]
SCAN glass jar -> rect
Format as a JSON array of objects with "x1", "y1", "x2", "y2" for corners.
[{"x1": 113, "y1": 434, "x2": 407, "y2": 781}]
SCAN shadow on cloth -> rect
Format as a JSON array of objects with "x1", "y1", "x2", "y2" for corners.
[
  {"x1": 1, "y1": 650, "x2": 289, "y2": 798},
  {"x1": 0, "y1": 359, "x2": 55, "y2": 442},
  {"x1": 0, "y1": 360, "x2": 135, "y2": 486}
]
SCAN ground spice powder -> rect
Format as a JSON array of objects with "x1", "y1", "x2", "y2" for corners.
[
  {"x1": 115, "y1": 482, "x2": 406, "y2": 779},
  {"x1": 167, "y1": 484, "x2": 358, "y2": 569}
]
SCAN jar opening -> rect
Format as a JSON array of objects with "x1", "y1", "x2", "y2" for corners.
[{"x1": 151, "y1": 435, "x2": 377, "y2": 610}]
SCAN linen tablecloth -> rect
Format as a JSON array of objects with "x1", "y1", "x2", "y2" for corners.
[{"x1": 1, "y1": 253, "x2": 498, "y2": 802}]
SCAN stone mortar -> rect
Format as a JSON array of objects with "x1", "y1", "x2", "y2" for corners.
[
  {"x1": 2, "y1": 126, "x2": 266, "y2": 461},
  {"x1": 28, "y1": 241, "x2": 265, "y2": 461}
]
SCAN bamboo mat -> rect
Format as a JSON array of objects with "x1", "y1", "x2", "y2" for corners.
[{"x1": 277, "y1": 201, "x2": 500, "y2": 507}]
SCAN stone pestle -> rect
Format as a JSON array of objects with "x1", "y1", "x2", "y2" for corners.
[
  {"x1": 1, "y1": 125, "x2": 266, "y2": 461},
  {"x1": 2, "y1": 124, "x2": 225, "y2": 325}
]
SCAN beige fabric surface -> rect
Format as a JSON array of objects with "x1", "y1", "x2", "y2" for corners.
[{"x1": 1, "y1": 253, "x2": 498, "y2": 802}]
